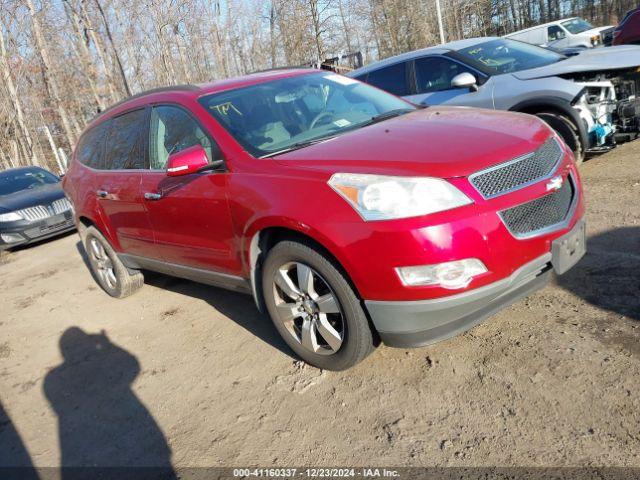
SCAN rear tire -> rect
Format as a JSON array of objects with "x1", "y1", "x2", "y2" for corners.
[
  {"x1": 535, "y1": 111, "x2": 584, "y2": 165},
  {"x1": 262, "y1": 240, "x2": 375, "y2": 370},
  {"x1": 82, "y1": 226, "x2": 144, "y2": 298}
]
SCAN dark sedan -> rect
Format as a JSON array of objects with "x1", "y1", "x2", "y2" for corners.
[{"x1": 0, "y1": 166, "x2": 75, "y2": 250}]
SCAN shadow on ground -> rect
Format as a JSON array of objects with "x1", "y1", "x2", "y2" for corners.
[
  {"x1": 0, "y1": 401, "x2": 39, "y2": 479},
  {"x1": 43, "y1": 327, "x2": 176, "y2": 479},
  {"x1": 557, "y1": 226, "x2": 640, "y2": 322},
  {"x1": 144, "y1": 271, "x2": 294, "y2": 358},
  {"x1": 74, "y1": 241, "x2": 294, "y2": 359}
]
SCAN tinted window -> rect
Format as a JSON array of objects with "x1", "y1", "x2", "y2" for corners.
[
  {"x1": 149, "y1": 105, "x2": 220, "y2": 170},
  {"x1": 414, "y1": 57, "x2": 476, "y2": 93},
  {"x1": 365, "y1": 62, "x2": 408, "y2": 96},
  {"x1": 76, "y1": 122, "x2": 110, "y2": 169},
  {"x1": 0, "y1": 168, "x2": 59, "y2": 196},
  {"x1": 104, "y1": 109, "x2": 147, "y2": 170},
  {"x1": 548, "y1": 25, "x2": 566, "y2": 41}
]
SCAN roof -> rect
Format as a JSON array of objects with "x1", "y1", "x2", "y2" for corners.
[
  {"x1": 0, "y1": 166, "x2": 46, "y2": 175},
  {"x1": 347, "y1": 37, "x2": 498, "y2": 77},
  {"x1": 86, "y1": 68, "x2": 317, "y2": 130}
]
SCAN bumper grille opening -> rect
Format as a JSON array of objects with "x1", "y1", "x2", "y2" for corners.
[
  {"x1": 500, "y1": 175, "x2": 575, "y2": 238},
  {"x1": 470, "y1": 138, "x2": 563, "y2": 198}
]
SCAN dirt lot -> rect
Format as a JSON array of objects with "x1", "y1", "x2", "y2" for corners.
[{"x1": 1, "y1": 141, "x2": 639, "y2": 469}]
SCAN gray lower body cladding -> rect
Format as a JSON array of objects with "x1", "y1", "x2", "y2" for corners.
[{"x1": 366, "y1": 253, "x2": 553, "y2": 348}]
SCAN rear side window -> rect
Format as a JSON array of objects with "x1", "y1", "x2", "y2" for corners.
[
  {"x1": 365, "y1": 62, "x2": 408, "y2": 96},
  {"x1": 104, "y1": 109, "x2": 147, "y2": 170},
  {"x1": 75, "y1": 121, "x2": 110, "y2": 169},
  {"x1": 149, "y1": 105, "x2": 221, "y2": 170}
]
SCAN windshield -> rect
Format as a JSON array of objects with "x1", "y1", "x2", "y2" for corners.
[
  {"x1": 455, "y1": 39, "x2": 565, "y2": 75},
  {"x1": 0, "y1": 168, "x2": 59, "y2": 196},
  {"x1": 198, "y1": 72, "x2": 415, "y2": 157},
  {"x1": 561, "y1": 18, "x2": 594, "y2": 34}
]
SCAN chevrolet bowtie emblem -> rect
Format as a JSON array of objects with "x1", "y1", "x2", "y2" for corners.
[{"x1": 546, "y1": 175, "x2": 563, "y2": 192}]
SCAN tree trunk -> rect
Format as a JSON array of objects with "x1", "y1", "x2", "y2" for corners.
[
  {"x1": 93, "y1": 0, "x2": 131, "y2": 96},
  {"x1": 0, "y1": 29, "x2": 36, "y2": 164},
  {"x1": 26, "y1": 0, "x2": 77, "y2": 150}
]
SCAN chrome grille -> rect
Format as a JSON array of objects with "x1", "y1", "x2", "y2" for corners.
[
  {"x1": 18, "y1": 205, "x2": 51, "y2": 221},
  {"x1": 470, "y1": 138, "x2": 564, "y2": 198},
  {"x1": 500, "y1": 175, "x2": 575, "y2": 238},
  {"x1": 51, "y1": 198, "x2": 72, "y2": 215}
]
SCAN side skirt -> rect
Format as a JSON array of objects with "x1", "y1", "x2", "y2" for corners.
[{"x1": 119, "y1": 253, "x2": 252, "y2": 295}]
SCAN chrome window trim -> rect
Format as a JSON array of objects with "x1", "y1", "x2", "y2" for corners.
[
  {"x1": 498, "y1": 173, "x2": 578, "y2": 240},
  {"x1": 468, "y1": 137, "x2": 564, "y2": 200}
]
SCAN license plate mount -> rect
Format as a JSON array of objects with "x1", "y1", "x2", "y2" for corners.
[{"x1": 551, "y1": 219, "x2": 586, "y2": 275}]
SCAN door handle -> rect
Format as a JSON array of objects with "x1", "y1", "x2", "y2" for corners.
[
  {"x1": 144, "y1": 192, "x2": 162, "y2": 201},
  {"x1": 96, "y1": 190, "x2": 108, "y2": 198}
]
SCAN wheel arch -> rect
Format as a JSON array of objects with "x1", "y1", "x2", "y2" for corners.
[
  {"x1": 509, "y1": 96, "x2": 589, "y2": 151},
  {"x1": 244, "y1": 222, "x2": 362, "y2": 314},
  {"x1": 76, "y1": 208, "x2": 119, "y2": 250}
]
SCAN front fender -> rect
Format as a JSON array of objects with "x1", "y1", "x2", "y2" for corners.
[{"x1": 508, "y1": 95, "x2": 590, "y2": 151}]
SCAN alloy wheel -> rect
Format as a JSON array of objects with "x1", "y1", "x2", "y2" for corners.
[
  {"x1": 89, "y1": 237, "x2": 117, "y2": 290},
  {"x1": 272, "y1": 262, "x2": 344, "y2": 355}
]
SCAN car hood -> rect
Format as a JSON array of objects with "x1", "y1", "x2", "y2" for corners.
[
  {"x1": 584, "y1": 26, "x2": 615, "y2": 35},
  {"x1": 273, "y1": 107, "x2": 553, "y2": 178},
  {"x1": 0, "y1": 182, "x2": 65, "y2": 213},
  {"x1": 513, "y1": 44, "x2": 640, "y2": 80}
]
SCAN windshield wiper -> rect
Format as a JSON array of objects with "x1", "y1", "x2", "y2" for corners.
[
  {"x1": 362, "y1": 108, "x2": 414, "y2": 126},
  {"x1": 259, "y1": 109, "x2": 413, "y2": 158},
  {"x1": 260, "y1": 135, "x2": 338, "y2": 158}
]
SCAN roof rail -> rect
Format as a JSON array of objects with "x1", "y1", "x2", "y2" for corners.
[
  {"x1": 90, "y1": 84, "x2": 200, "y2": 123},
  {"x1": 248, "y1": 66, "x2": 317, "y2": 75}
]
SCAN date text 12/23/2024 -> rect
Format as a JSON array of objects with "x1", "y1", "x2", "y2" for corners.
[{"x1": 233, "y1": 468, "x2": 400, "y2": 478}]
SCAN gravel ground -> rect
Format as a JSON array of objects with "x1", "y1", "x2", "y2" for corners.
[{"x1": 0, "y1": 141, "x2": 638, "y2": 469}]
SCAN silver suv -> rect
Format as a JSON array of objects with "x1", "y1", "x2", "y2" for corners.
[{"x1": 349, "y1": 38, "x2": 640, "y2": 163}]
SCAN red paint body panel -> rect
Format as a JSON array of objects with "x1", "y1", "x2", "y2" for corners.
[
  {"x1": 63, "y1": 70, "x2": 585, "y2": 305},
  {"x1": 613, "y1": 8, "x2": 640, "y2": 45}
]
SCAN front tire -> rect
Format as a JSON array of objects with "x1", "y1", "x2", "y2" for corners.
[
  {"x1": 82, "y1": 226, "x2": 144, "y2": 298},
  {"x1": 535, "y1": 111, "x2": 584, "y2": 165},
  {"x1": 262, "y1": 240, "x2": 375, "y2": 370}
]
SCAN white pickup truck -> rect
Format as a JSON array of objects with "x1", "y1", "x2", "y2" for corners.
[{"x1": 505, "y1": 17, "x2": 614, "y2": 50}]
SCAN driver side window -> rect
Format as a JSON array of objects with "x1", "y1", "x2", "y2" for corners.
[
  {"x1": 414, "y1": 57, "x2": 475, "y2": 94},
  {"x1": 149, "y1": 105, "x2": 221, "y2": 170}
]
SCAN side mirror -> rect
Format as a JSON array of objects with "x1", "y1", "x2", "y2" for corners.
[
  {"x1": 451, "y1": 72, "x2": 478, "y2": 92},
  {"x1": 166, "y1": 145, "x2": 210, "y2": 177}
]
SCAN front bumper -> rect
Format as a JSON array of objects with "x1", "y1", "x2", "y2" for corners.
[
  {"x1": 367, "y1": 219, "x2": 586, "y2": 348},
  {"x1": 0, "y1": 211, "x2": 76, "y2": 250}
]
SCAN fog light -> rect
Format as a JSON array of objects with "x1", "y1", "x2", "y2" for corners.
[
  {"x1": 396, "y1": 259, "x2": 487, "y2": 289},
  {"x1": 1, "y1": 232, "x2": 25, "y2": 244}
]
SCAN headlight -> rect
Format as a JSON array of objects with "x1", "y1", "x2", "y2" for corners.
[
  {"x1": 328, "y1": 173, "x2": 472, "y2": 221},
  {"x1": 0, "y1": 211, "x2": 22, "y2": 222},
  {"x1": 396, "y1": 259, "x2": 487, "y2": 289}
]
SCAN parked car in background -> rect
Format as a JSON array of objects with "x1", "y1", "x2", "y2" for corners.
[
  {"x1": 612, "y1": 6, "x2": 640, "y2": 45},
  {"x1": 0, "y1": 166, "x2": 75, "y2": 250},
  {"x1": 64, "y1": 70, "x2": 586, "y2": 370},
  {"x1": 348, "y1": 37, "x2": 640, "y2": 163},
  {"x1": 504, "y1": 17, "x2": 614, "y2": 49}
]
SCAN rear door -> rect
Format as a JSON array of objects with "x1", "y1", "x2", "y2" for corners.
[
  {"x1": 94, "y1": 108, "x2": 155, "y2": 256},
  {"x1": 362, "y1": 61, "x2": 412, "y2": 97},
  {"x1": 139, "y1": 104, "x2": 238, "y2": 273}
]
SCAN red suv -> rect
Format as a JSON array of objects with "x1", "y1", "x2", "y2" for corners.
[
  {"x1": 612, "y1": 7, "x2": 640, "y2": 45},
  {"x1": 63, "y1": 70, "x2": 586, "y2": 370}
]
